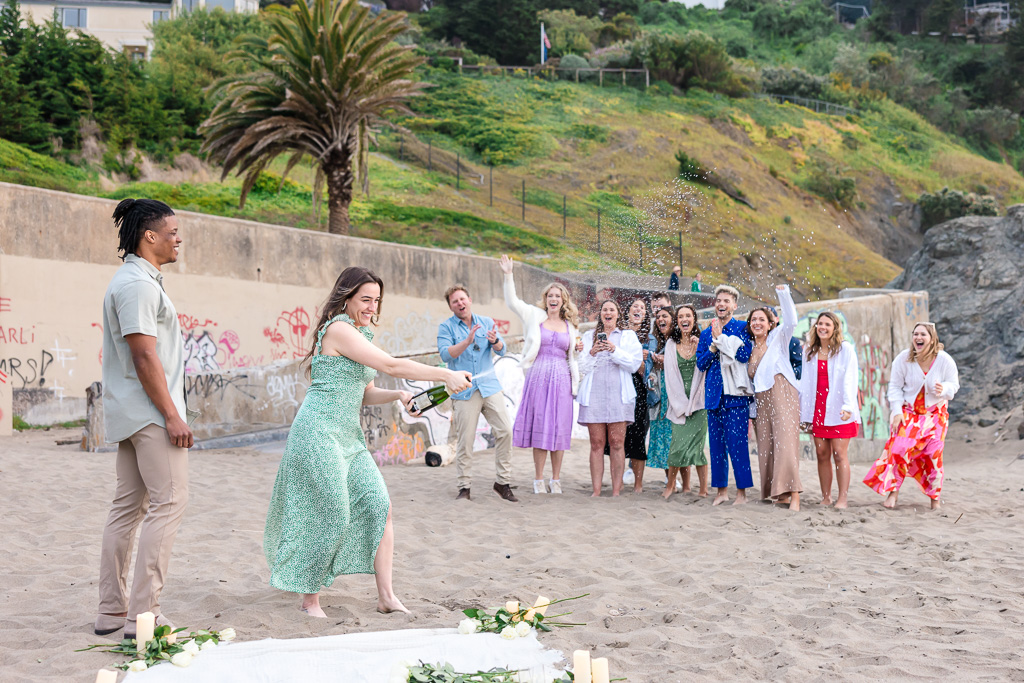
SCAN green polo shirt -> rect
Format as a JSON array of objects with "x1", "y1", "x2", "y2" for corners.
[{"x1": 101, "y1": 254, "x2": 186, "y2": 443}]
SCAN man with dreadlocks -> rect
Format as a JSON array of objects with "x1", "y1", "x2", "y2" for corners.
[{"x1": 94, "y1": 198, "x2": 193, "y2": 640}]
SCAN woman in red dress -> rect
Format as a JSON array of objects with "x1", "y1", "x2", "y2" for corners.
[{"x1": 799, "y1": 312, "x2": 861, "y2": 509}]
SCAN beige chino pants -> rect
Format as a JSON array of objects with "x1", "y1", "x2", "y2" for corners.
[
  {"x1": 98, "y1": 423, "x2": 189, "y2": 621},
  {"x1": 452, "y1": 391, "x2": 513, "y2": 490}
]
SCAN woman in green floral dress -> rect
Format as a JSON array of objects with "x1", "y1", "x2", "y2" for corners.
[{"x1": 264, "y1": 267, "x2": 471, "y2": 618}]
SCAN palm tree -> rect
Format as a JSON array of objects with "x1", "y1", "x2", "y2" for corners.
[{"x1": 200, "y1": 0, "x2": 424, "y2": 235}]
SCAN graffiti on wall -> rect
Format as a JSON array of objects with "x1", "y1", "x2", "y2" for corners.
[
  {"x1": 264, "y1": 307, "x2": 312, "y2": 361},
  {"x1": 793, "y1": 309, "x2": 890, "y2": 440},
  {"x1": 0, "y1": 350, "x2": 55, "y2": 389}
]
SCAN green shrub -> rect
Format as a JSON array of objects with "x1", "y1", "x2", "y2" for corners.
[
  {"x1": 918, "y1": 187, "x2": 999, "y2": 229},
  {"x1": 759, "y1": 66, "x2": 825, "y2": 98},
  {"x1": 568, "y1": 123, "x2": 609, "y2": 142},
  {"x1": 802, "y1": 162, "x2": 857, "y2": 209},
  {"x1": 675, "y1": 149, "x2": 707, "y2": 181}
]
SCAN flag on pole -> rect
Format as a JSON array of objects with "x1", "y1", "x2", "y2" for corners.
[{"x1": 541, "y1": 23, "x2": 551, "y2": 63}]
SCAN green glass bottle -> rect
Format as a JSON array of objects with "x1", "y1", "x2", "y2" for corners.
[{"x1": 409, "y1": 385, "x2": 450, "y2": 414}]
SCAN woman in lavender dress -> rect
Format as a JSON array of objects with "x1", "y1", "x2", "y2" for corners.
[{"x1": 500, "y1": 256, "x2": 581, "y2": 495}]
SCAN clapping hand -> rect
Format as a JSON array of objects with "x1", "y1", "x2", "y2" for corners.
[
  {"x1": 486, "y1": 328, "x2": 498, "y2": 344},
  {"x1": 710, "y1": 319, "x2": 723, "y2": 338},
  {"x1": 499, "y1": 254, "x2": 514, "y2": 274}
]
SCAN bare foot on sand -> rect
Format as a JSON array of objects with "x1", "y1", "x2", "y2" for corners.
[
  {"x1": 820, "y1": 495, "x2": 833, "y2": 506},
  {"x1": 712, "y1": 490, "x2": 729, "y2": 506},
  {"x1": 662, "y1": 486, "x2": 674, "y2": 501},
  {"x1": 789, "y1": 494, "x2": 801, "y2": 511},
  {"x1": 633, "y1": 485, "x2": 643, "y2": 494},
  {"x1": 301, "y1": 596, "x2": 327, "y2": 618},
  {"x1": 883, "y1": 492, "x2": 898, "y2": 509},
  {"x1": 733, "y1": 490, "x2": 748, "y2": 506},
  {"x1": 930, "y1": 498, "x2": 941, "y2": 510},
  {"x1": 697, "y1": 488, "x2": 709, "y2": 498},
  {"x1": 776, "y1": 494, "x2": 792, "y2": 505},
  {"x1": 834, "y1": 495, "x2": 848, "y2": 510},
  {"x1": 377, "y1": 596, "x2": 410, "y2": 614}
]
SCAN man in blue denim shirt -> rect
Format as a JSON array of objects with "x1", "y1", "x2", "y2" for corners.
[{"x1": 437, "y1": 284, "x2": 517, "y2": 503}]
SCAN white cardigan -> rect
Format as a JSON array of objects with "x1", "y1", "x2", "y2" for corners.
[
  {"x1": 887, "y1": 349, "x2": 959, "y2": 419},
  {"x1": 752, "y1": 285, "x2": 800, "y2": 394},
  {"x1": 577, "y1": 328, "x2": 643, "y2": 406},
  {"x1": 799, "y1": 341, "x2": 861, "y2": 426},
  {"x1": 502, "y1": 273, "x2": 580, "y2": 395}
]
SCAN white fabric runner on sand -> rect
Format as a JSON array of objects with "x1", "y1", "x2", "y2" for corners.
[{"x1": 125, "y1": 628, "x2": 566, "y2": 682}]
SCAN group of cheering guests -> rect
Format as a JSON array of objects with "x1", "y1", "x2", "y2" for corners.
[{"x1": 438, "y1": 255, "x2": 960, "y2": 512}]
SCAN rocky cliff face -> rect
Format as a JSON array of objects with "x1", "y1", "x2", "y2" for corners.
[{"x1": 891, "y1": 204, "x2": 1024, "y2": 422}]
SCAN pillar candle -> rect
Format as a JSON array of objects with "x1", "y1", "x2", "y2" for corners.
[
  {"x1": 524, "y1": 595, "x2": 551, "y2": 621},
  {"x1": 95, "y1": 670, "x2": 118, "y2": 683},
  {"x1": 591, "y1": 657, "x2": 610, "y2": 683},
  {"x1": 573, "y1": 650, "x2": 592, "y2": 683},
  {"x1": 135, "y1": 611, "x2": 156, "y2": 653},
  {"x1": 505, "y1": 601, "x2": 519, "y2": 615}
]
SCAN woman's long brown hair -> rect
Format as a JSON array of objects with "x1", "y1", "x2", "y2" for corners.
[
  {"x1": 908, "y1": 322, "x2": 944, "y2": 364},
  {"x1": 804, "y1": 311, "x2": 844, "y2": 360},
  {"x1": 595, "y1": 299, "x2": 625, "y2": 335},
  {"x1": 303, "y1": 267, "x2": 384, "y2": 372}
]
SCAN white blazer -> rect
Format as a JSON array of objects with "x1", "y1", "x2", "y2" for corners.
[
  {"x1": 752, "y1": 285, "x2": 800, "y2": 394},
  {"x1": 503, "y1": 273, "x2": 580, "y2": 395},
  {"x1": 577, "y1": 328, "x2": 643, "y2": 407},
  {"x1": 799, "y1": 341, "x2": 861, "y2": 426},
  {"x1": 887, "y1": 349, "x2": 959, "y2": 419}
]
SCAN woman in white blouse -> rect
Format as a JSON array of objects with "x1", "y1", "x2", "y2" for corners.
[
  {"x1": 578, "y1": 300, "x2": 643, "y2": 497},
  {"x1": 864, "y1": 323, "x2": 959, "y2": 510},
  {"x1": 748, "y1": 285, "x2": 802, "y2": 511},
  {"x1": 799, "y1": 312, "x2": 861, "y2": 509}
]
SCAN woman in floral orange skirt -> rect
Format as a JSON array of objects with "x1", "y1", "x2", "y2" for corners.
[{"x1": 863, "y1": 323, "x2": 959, "y2": 510}]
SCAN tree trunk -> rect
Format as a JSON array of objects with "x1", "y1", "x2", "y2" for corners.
[{"x1": 325, "y1": 145, "x2": 354, "y2": 235}]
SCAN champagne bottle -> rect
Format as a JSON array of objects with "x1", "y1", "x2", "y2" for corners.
[{"x1": 409, "y1": 385, "x2": 450, "y2": 414}]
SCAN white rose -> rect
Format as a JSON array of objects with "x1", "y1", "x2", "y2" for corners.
[
  {"x1": 500, "y1": 625, "x2": 517, "y2": 640},
  {"x1": 218, "y1": 628, "x2": 236, "y2": 642},
  {"x1": 514, "y1": 621, "x2": 532, "y2": 638},
  {"x1": 127, "y1": 660, "x2": 148, "y2": 672},
  {"x1": 182, "y1": 640, "x2": 201, "y2": 656},
  {"x1": 457, "y1": 618, "x2": 480, "y2": 635},
  {"x1": 388, "y1": 661, "x2": 410, "y2": 683},
  {"x1": 201, "y1": 639, "x2": 217, "y2": 651},
  {"x1": 170, "y1": 651, "x2": 193, "y2": 668}
]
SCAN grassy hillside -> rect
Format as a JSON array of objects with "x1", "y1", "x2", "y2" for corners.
[{"x1": 4, "y1": 73, "x2": 1024, "y2": 298}]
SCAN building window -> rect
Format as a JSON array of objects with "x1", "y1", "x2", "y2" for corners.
[
  {"x1": 58, "y1": 7, "x2": 87, "y2": 27},
  {"x1": 125, "y1": 45, "x2": 148, "y2": 61},
  {"x1": 153, "y1": 10, "x2": 170, "y2": 22},
  {"x1": 180, "y1": 0, "x2": 200, "y2": 12}
]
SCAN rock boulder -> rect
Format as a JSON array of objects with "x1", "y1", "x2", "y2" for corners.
[{"x1": 890, "y1": 204, "x2": 1024, "y2": 421}]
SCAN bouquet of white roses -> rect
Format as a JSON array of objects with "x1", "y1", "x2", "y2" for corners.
[
  {"x1": 78, "y1": 625, "x2": 235, "y2": 672},
  {"x1": 457, "y1": 594, "x2": 587, "y2": 642}
]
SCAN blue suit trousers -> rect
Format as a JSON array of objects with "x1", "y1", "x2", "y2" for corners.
[{"x1": 708, "y1": 395, "x2": 753, "y2": 490}]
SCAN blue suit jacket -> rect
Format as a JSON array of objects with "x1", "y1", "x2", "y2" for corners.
[{"x1": 696, "y1": 318, "x2": 753, "y2": 411}]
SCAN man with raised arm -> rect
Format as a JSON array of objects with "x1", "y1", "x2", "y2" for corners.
[{"x1": 437, "y1": 284, "x2": 517, "y2": 503}]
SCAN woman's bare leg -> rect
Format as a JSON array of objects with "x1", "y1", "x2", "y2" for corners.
[
  {"x1": 550, "y1": 450, "x2": 565, "y2": 480},
  {"x1": 532, "y1": 448, "x2": 548, "y2": 480},
  {"x1": 631, "y1": 458, "x2": 646, "y2": 493},
  {"x1": 587, "y1": 424, "x2": 607, "y2": 497},
  {"x1": 375, "y1": 510, "x2": 408, "y2": 614},
  {"x1": 789, "y1": 491, "x2": 800, "y2": 511},
  {"x1": 930, "y1": 498, "x2": 941, "y2": 510},
  {"x1": 301, "y1": 592, "x2": 326, "y2": 618},
  {"x1": 832, "y1": 439, "x2": 851, "y2": 509},
  {"x1": 607, "y1": 423, "x2": 627, "y2": 497},
  {"x1": 814, "y1": 438, "x2": 833, "y2": 505},
  {"x1": 663, "y1": 467, "x2": 678, "y2": 500},
  {"x1": 680, "y1": 466, "x2": 691, "y2": 493},
  {"x1": 883, "y1": 490, "x2": 899, "y2": 509},
  {"x1": 696, "y1": 465, "x2": 708, "y2": 496}
]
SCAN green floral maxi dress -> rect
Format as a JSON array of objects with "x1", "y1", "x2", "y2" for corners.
[{"x1": 264, "y1": 314, "x2": 390, "y2": 594}]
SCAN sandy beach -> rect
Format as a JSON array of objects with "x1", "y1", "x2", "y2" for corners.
[{"x1": 2, "y1": 425, "x2": 1023, "y2": 682}]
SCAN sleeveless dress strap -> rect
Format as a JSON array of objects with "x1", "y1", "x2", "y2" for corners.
[{"x1": 315, "y1": 314, "x2": 355, "y2": 355}]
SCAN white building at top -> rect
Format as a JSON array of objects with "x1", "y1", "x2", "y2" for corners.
[
  {"x1": 668, "y1": 0, "x2": 726, "y2": 8},
  {"x1": 11, "y1": 0, "x2": 258, "y2": 59}
]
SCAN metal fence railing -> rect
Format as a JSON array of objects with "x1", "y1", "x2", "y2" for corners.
[
  {"x1": 457, "y1": 64, "x2": 651, "y2": 89},
  {"x1": 370, "y1": 130, "x2": 697, "y2": 275},
  {"x1": 755, "y1": 93, "x2": 860, "y2": 117}
]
